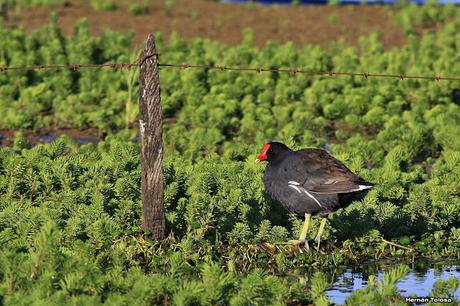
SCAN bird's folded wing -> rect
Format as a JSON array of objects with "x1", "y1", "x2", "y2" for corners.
[
  {"x1": 306, "y1": 180, "x2": 373, "y2": 194},
  {"x1": 295, "y1": 148, "x2": 373, "y2": 194}
]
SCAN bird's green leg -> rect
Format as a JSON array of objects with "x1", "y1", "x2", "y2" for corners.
[
  {"x1": 299, "y1": 213, "x2": 311, "y2": 247},
  {"x1": 287, "y1": 213, "x2": 311, "y2": 250},
  {"x1": 314, "y1": 218, "x2": 327, "y2": 250}
]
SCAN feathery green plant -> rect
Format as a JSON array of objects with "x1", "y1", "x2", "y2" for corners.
[{"x1": 1, "y1": 4, "x2": 460, "y2": 304}]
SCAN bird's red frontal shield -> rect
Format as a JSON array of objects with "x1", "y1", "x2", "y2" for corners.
[{"x1": 256, "y1": 143, "x2": 271, "y2": 162}]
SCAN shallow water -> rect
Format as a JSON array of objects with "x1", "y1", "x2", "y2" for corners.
[
  {"x1": 0, "y1": 133, "x2": 105, "y2": 147},
  {"x1": 326, "y1": 263, "x2": 460, "y2": 305}
]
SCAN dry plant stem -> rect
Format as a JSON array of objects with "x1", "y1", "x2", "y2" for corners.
[
  {"x1": 382, "y1": 238, "x2": 414, "y2": 251},
  {"x1": 30, "y1": 248, "x2": 44, "y2": 279}
]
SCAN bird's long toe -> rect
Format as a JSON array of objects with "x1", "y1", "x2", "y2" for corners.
[
  {"x1": 302, "y1": 239, "x2": 310, "y2": 251},
  {"x1": 286, "y1": 239, "x2": 301, "y2": 245},
  {"x1": 314, "y1": 236, "x2": 321, "y2": 250},
  {"x1": 288, "y1": 239, "x2": 310, "y2": 251}
]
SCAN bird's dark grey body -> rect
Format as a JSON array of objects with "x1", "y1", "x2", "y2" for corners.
[{"x1": 261, "y1": 145, "x2": 373, "y2": 216}]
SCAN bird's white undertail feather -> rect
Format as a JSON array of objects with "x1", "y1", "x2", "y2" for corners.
[{"x1": 351, "y1": 185, "x2": 373, "y2": 192}]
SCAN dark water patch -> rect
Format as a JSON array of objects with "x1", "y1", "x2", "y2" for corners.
[
  {"x1": 75, "y1": 135, "x2": 100, "y2": 145},
  {"x1": 0, "y1": 128, "x2": 104, "y2": 148},
  {"x1": 39, "y1": 135, "x2": 57, "y2": 143}
]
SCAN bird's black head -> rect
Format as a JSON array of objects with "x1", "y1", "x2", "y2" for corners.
[{"x1": 256, "y1": 142, "x2": 292, "y2": 163}]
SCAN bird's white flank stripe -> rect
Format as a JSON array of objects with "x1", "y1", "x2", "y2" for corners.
[
  {"x1": 302, "y1": 189, "x2": 323, "y2": 208},
  {"x1": 288, "y1": 182, "x2": 323, "y2": 208},
  {"x1": 288, "y1": 185, "x2": 301, "y2": 193}
]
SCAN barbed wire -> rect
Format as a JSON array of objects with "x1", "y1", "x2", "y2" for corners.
[
  {"x1": 160, "y1": 63, "x2": 460, "y2": 81},
  {"x1": 0, "y1": 53, "x2": 158, "y2": 73},
  {"x1": 0, "y1": 54, "x2": 459, "y2": 81}
]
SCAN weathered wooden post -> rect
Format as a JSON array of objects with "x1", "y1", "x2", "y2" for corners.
[{"x1": 139, "y1": 34, "x2": 165, "y2": 239}]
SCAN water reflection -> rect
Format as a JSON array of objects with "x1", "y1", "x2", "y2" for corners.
[{"x1": 326, "y1": 262, "x2": 460, "y2": 305}]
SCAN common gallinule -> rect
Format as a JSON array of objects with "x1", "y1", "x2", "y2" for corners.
[{"x1": 256, "y1": 141, "x2": 373, "y2": 250}]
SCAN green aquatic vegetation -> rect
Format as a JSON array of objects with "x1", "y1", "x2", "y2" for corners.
[
  {"x1": 0, "y1": 0, "x2": 64, "y2": 13},
  {"x1": 392, "y1": 1, "x2": 460, "y2": 36},
  {"x1": 1, "y1": 18, "x2": 460, "y2": 255},
  {"x1": 427, "y1": 276, "x2": 460, "y2": 306},
  {"x1": 128, "y1": 1, "x2": 151, "y2": 16},
  {"x1": 90, "y1": 0, "x2": 116, "y2": 11},
  {"x1": 164, "y1": 0, "x2": 175, "y2": 12},
  {"x1": 0, "y1": 135, "x2": 459, "y2": 303},
  {"x1": 0, "y1": 8, "x2": 459, "y2": 303},
  {"x1": 0, "y1": 16, "x2": 134, "y2": 129}
]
